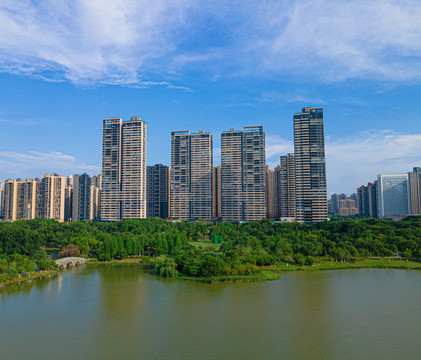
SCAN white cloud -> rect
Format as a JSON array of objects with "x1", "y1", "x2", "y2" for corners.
[
  {"x1": 253, "y1": 0, "x2": 421, "y2": 81},
  {"x1": 0, "y1": 1, "x2": 421, "y2": 84},
  {"x1": 264, "y1": 130, "x2": 421, "y2": 194},
  {"x1": 326, "y1": 130, "x2": 421, "y2": 194},
  {"x1": 0, "y1": 0, "x2": 197, "y2": 85},
  {"x1": 0, "y1": 151, "x2": 100, "y2": 180}
]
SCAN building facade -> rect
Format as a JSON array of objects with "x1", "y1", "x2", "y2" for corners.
[
  {"x1": 293, "y1": 107, "x2": 328, "y2": 223},
  {"x1": 147, "y1": 164, "x2": 170, "y2": 219},
  {"x1": 279, "y1": 154, "x2": 297, "y2": 219},
  {"x1": 101, "y1": 117, "x2": 147, "y2": 221},
  {"x1": 170, "y1": 130, "x2": 212, "y2": 220},
  {"x1": 221, "y1": 129, "x2": 243, "y2": 222},
  {"x1": 190, "y1": 131, "x2": 213, "y2": 220},
  {"x1": 72, "y1": 173, "x2": 92, "y2": 222},
  {"x1": 212, "y1": 165, "x2": 222, "y2": 220},
  {"x1": 408, "y1": 168, "x2": 421, "y2": 215},
  {"x1": 265, "y1": 165, "x2": 276, "y2": 219},
  {"x1": 221, "y1": 126, "x2": 266, "y2": 222},
  {"x1": 377, "y1": 174, "x2": 410, "y2": 219}
]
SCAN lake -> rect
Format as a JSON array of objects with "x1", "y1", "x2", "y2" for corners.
[{"x1": 1, "y1": 265, "x2": 420, "y2": 360}]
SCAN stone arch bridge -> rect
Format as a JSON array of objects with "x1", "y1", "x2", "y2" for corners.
[{"x1": 55, "y1": 257, "x2": 89, "y2": 268}]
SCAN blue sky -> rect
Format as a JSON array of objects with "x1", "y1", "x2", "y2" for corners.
[{"x1": 0, "y1": 0, "x2": 421, "y2": 194}]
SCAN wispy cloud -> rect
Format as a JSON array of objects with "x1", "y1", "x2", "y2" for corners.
[
  {"x1": 264, "y1": 130, "x2": 421, "y2": 194},
  {"x1": 326, "y1": 130, "x2": 421, "y2": 194},
  {"x1": 260, "y1": 91, "x2": 324, "y2": 105},
  {"x1": 0, "y1": 150, "x2": 100, "y2": 180},
  {"x1": 0, "y1": 1, "x2": 420, "y2": 85}
]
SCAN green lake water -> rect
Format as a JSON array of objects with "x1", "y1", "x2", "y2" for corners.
[{"x1": 1, "y1": 265, "x2": 420, "y2": 360}]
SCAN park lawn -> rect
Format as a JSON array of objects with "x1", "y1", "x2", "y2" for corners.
[
  {"x1": 264, "y1": 258, "x2": 421, "y2": 273},
  {"x1": 190, "y1": 239, "x2": 221, "y2": 251}
]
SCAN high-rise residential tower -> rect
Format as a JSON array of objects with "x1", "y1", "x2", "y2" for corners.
[
  {"x1": 293, "y1": 107, "x2": 328, "y2": 223},
  {"x1": 265, "y1": 165, "x2": 276, "y2": 219},
  {"x1": 212, "y1": 165, "x2": 222, "y2": 220},
  {"x1": 121, "y1": 117, "x2": 147, "y2": 219},
  {"x1": 72, "y1": 173, "x2": 92, "y2": 222},
  {"x1": 89, "y1": 174, "x2": 102, "y2": 220},
  {"x1": 41, "y1": 174, "x2": 66, "y2": 221},
  {"x1": 171, "y1": 131, "x2": 191, "y2": 220},
  {"x1": 170, "y1": 130, "x2": 212, "y2": 220},
  {"x1": 221, "y1": 129, "x2": 243, "y2": 222},
  {"x1": 0, "y1": 180, "x2": 4, "y2": 219},
  {"x1": 147, "y1": 164, "x2": 170, "y2": 219},
  {"x1": 279, "y1": 154, "x2": 297, "y2": 219},
  {"x1": 221, "y1": 126, "x2": 266, "y2": 222},
  {"x1": 408, "y1": 168, "x2": 421, "y2": 215},
  {"x1": 101, "y1": 118, "x2": 123, "y2": 221},
  {"x1": 101, "y1": 117, "x2": 147, "y2": 221}
]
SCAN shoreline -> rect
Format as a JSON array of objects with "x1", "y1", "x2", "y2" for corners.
[
  {"x1": 2, "y1": 258, "x2": 420, "y2": 288},
  {"x1": 87, "y1": 257, "x2": 421, "y2": 283},
  {"x1": 0, "y1": 269, "x2": 58, "y2": 289},
  {"x1": 263, "y1": 258, "x2": 421, "y2": 273}
]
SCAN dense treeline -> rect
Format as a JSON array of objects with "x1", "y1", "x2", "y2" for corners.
[{"x1": 1, "y1": 216, "x2": 421, "y2": 280}]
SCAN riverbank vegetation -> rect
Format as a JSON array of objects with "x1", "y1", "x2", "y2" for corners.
[{"x1": 1, "y1": 216, "x2": 420, "y2": 282}]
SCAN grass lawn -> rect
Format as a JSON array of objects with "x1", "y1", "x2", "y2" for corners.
[{"x1": 190, "y1": 240, "x2": 221, "y2": 251}]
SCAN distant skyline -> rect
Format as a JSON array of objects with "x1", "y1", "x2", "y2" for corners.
[{"x1": 0, "y1": 1, "x2": 421, "y2": 194}]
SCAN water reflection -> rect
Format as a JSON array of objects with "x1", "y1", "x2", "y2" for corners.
[{"x1": 1, "y1": 267, "x2": 421, "y2": 360}]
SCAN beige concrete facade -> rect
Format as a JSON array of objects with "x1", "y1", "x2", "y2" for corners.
[
  {"x1": 265, "y1": 165, "x2": 276, "y2": 219},
  {"x1": 221, "y1": 126, "x2": 266, "y2": 222},
  {"x1": 42, "y1": 174, "x2": 66, "y2": 222},
  {"x1": 121, "y1": 117, "x2": 147, "y2": 219},
  {"x1": 170, "y1": 131, "x2": 212, "y2": 220},
  {"x1": 101, "y1": 117, "x2": 147, "y2": 221}
]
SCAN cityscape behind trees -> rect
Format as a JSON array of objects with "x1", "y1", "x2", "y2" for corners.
[{"x1": 1, "y1": 107, "x2": 420, "y2": 223}]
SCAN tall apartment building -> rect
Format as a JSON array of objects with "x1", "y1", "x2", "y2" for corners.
[
  {"x1": 221, "y1": 126, "x2": 266, "y2": 221},
  {"x1": 377, "y1": 174, "x2": 410, "y2": 219},
  {"x1": 72, "y1": 173, "x2": 92, "y2": 222},
  {"x1": 221, "y1": 129, "x2": 243, "y2": 221},
  {"x1": 212, "y1": 165, "x2": 222, "y2": 220},
  {"x1": 170, "y1": 131, "x2": 212, "y2": 220},
  {"x1": 90, "y1": 174, "x2": 102, "y2": 220},
  {"x1": 279, "y1": 154, "x2": 296, "y2": 219},
  {"x1": 170, "y1": 131, "x2": 190, "y2": 220},
  {"x1": 357, "y1": 185, "x2": 370, "y2": 217},
  {"x1": 408, "y1": 168, "x2": 421, "y2": 215},
  {"x1": 190, "y1": 131, "x2": 213, "y2": 220},
  {"x1": 147, "y1": 164, "x2": 170, "y2": 219},
  {"x1": 121, "y1": 117, "x2": 147, "y2": 219},
  {"x1": 367, "y1": 181, "x2": 378, "y2": 218},
  {"x1": 0, "y1": 180, "x2": 4, "y2": 219},
  {"x1": 265, "y1": 165, "x2": 277, "y2": 219},
  {"x1": 41, "y1": 174, "x2": 66, "y2": 222},
  {"x1": 101, "y1": 117, "x2": 147, "y2": 221},
  {"x1": 4, "y1": 179, "x2": 18, "y2": 221},
  {"x1": 294, "y1": 107, "x2": 327, "y2": 223},
  {"x1": 338, "y1": 199, "x2": 358, "y2": 216},
  {"x1": 64, "y1": 183, "x2": 73, "y2": 222},
  {"x1": 4, "y1": 179, "x2": 42, "y2": 221},
  {"x1": 330, "y1": 193, "x2": 347, "y2": 215}
]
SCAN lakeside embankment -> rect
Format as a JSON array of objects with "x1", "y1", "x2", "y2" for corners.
[
  {"x1": 2, "y1": 258, "x2": 421, "y2": 288},
  {"x1": 0, "y1": 269, "x2": 58, "y2": 288},
  {"x1": 86, "y1": 256, "x2": 421, "y2": 283},
  {"x1": 264, "y1": 258, "x2": 421, "y2": 273}
]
